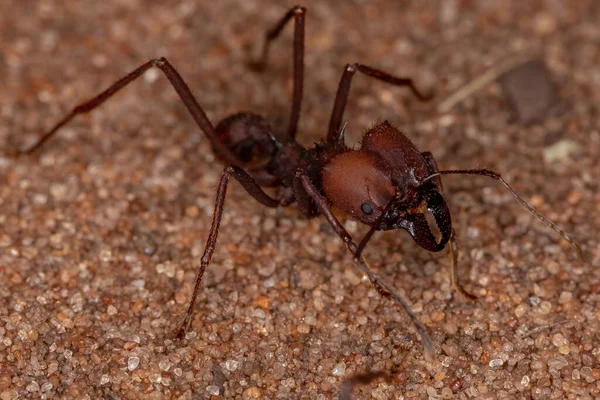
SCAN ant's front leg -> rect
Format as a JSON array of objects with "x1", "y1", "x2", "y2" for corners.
[
  {"x1": 296, "y1": 173, "x2": 435, "y2": 361},
  {"x1": 15, "y1": 57, "x2": 242, "y2": 167},
  {"x1": 177, "y1": 164, "x2": 279, "y2": 338},
  {"x1": 327, "y1": 63, "x2": 433, "y2": 143},
  {"x1": 250, "y1": 5, "x2": 306, "y2": 141}
]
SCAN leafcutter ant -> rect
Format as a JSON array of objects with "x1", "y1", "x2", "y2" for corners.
[{"x1": 11, "y1": 5, "x2": 583, "y2": 359}]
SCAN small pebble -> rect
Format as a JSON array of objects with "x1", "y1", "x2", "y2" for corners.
[
  {"x1": 552, "y1": 333, "x2": 568, "y2": 347},
  {"x1": 124, "y1": 341, "x2": 137, "y2": 350},
  {"x1": 580, "y1": 367, "x2": 594, "y2": 383},
  {"x1": 40, "y1": 383, "x2": 53, "y2": 392},
  {"x1": 534, "y1": 12, "x2": 557, "y2": 35},
  {"x1": 499, "y1": 59, "x2": 559, "y2": 124},
  {"x1": 128, "y1": 357, "x2": 140, "y2": 371},
  {"x1": 246, "y1": 387, "x2": 261, "y2": 398},
  {"x1": 256, "y1": 296, "x2": 269, "y2": 309},
  {"x1": 273, "y1": 362, "x2": 286, "y2": 380},
  {"x1": 558, "y1": 345, "x2": 570, "y2": 355},
  {"x1": 297, "y1": 324, "x2": 310, "y2": 334},
  {"x1": 134, "y1": 233, "x2": 157, "y2": 256},
  {"x1": 547, "y1": 356, "x2": 569, "y2": 370},
  {"x1": 26, "y1": 382, "x2": 39, "y2": 392},
  {"x1": 225, "y1": 360, "x2": 239, "y2": 372},
  {"x1": 0, "y1": 391, "x2": 17, "y2": 400},
  {"x1": 206, "y1": 385, "x2": 219, "y2": 396},
  {"x1": 543, "y1": 140, "x2": 579, "y2": 164},
  {"x1": 332, "y1": 362, "x2": 346, "y2": 376},
  {"x1": 100, "y1": 375, "x2": 110, "y2": 385},
  {"x1": 558, "y1": 291, "x2": 572, "y2": 304},
  {"x1": 539, "y1": 301, "x2": 552, "y2": 314},
  {"x1": 514, "y1": 303, "x2": 529, "y2": 318}
]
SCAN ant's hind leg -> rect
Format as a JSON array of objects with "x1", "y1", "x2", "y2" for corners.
[
  {"x1": 177, "y1": 165, "x2": 279, "y2": 338},
  {"x1": 18, "y1": 57, "x2": 242, "y2": 167},
  {"x1": 328, "y1": 64, "x2": 434, "y2": 143},
  {"x1": 249, "y1": 6, "x2": 306, "y2": 141}
]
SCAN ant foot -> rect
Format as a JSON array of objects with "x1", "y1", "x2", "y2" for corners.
[
  {"x1": 454, "y1": 283, "x2": 478, "y2": 303},
  {"x1": 4, "y1": 135, "x2": 29, "y2": 158},
  {"x1": 175, "y1": 317, "x2": 191, "y2": 340},
  {"x1": 372, "y1": 281, "x2": 392, "y2": 298}
]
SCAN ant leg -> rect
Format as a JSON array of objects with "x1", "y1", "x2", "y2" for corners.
[
  {"x1": 449, "y1": 229, "x2": 478, "y2": 301},
  {"x1": 297, "y1": 173, "x2": 435, "y2": 361},
  {"x1": 177, "y1": 165, "x2": 278, "y2": 338},
  {"x1": 328, "y1": 64, "x2": 433, "y2": 143},
  {"x1": 251, "y1": 6, "x2": 306, "y2": 141},
  {"x1": 19, "y1": 58, "x2": 242, "y2": 166},
  {"x1": 427, "y1": 169, "x2": 585, "y2": 262},
  {"x1": 422, "y1": 151, "x2": 474, "y2": 299}
]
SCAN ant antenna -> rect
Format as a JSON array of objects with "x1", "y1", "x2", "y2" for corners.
[{"x1": 422, "y1": 169, "x2": 585, "y2": 261}]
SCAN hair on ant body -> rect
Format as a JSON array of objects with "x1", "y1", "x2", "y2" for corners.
[{"x1": 12, "y1": 5, "x2": 583, "y2": 360}]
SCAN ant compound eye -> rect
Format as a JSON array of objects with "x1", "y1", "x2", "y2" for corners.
[{"x1": 361, "y1": 203, "x2": 374, "y2": 215}]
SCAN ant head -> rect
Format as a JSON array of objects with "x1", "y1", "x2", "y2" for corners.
[{"x1": 322, "y1": 121, "x2": 452, "y2": 252}]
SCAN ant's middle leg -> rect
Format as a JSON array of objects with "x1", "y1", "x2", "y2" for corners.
[
  {"x1": 177, "y1": 164, "x2": 279, "y2": 338},
  {"x1": 19, "y1": 57, "x2": 243, "y2": 167},
  {"x1": 327, "y1": 63, "x2": 434, "y2": 143},
  {"x1": 250, "y1": 6, "x2": 306, "y2": 142}
]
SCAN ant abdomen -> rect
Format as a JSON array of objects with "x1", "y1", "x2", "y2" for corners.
[{"x1": 215, "y1": 112, "x2": 277, "y2": 168}]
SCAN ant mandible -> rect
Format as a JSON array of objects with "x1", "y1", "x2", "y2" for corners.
[{"x1": 13, "y1": 6, "x2": 583, "y2": 359}]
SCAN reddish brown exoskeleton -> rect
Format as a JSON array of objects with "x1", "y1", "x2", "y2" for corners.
[{"x1": 13, "y1": 6, "x2": 583, "y2": 360}]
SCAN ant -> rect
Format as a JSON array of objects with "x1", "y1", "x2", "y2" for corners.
[{"x1": 10, "y1": 6, "x2": 583, "y2": 359}]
